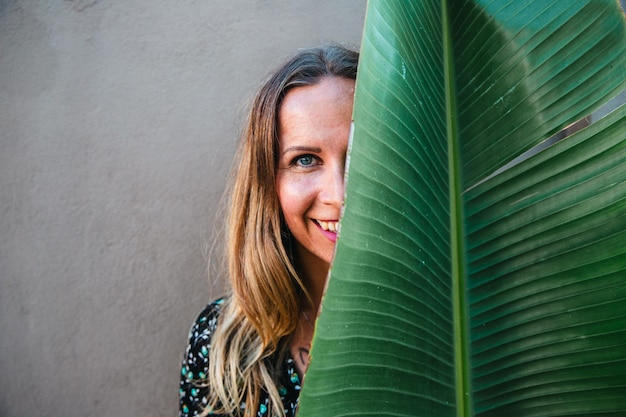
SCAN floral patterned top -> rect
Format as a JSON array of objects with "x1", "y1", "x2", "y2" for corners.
[{"x1": 179, "y1": 299, "x2": 301, "y2": 417}]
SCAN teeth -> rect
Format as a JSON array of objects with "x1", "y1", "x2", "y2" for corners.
[{"x1": 318, "y1": 220, "x2": 338, "y2": 232}]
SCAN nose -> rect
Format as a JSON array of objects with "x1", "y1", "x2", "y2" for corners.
[{"x1": 320, "y1": 163, "x2": 345, "y2": 207}]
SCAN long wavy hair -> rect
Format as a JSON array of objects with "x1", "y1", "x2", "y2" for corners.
[{"x1": 204, "y1": 44, "x2": 358, "y2": 417}]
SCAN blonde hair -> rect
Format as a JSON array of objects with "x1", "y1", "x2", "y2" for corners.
[{"x1": 205, "y1": 44, "x2": 358, "y2": 417}]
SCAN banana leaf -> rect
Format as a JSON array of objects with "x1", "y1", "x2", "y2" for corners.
[{"x1": 298, "y1": 1, "x2": 626, "y2": 416}]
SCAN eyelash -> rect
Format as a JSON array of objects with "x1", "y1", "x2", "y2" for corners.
[{"x1": 290, "y1": 154, "x2": 319, "y2": 168}]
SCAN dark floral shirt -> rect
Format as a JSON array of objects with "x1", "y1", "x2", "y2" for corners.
[{"x1": 179, "y1": 299, "x2": 301, "y2": 416}]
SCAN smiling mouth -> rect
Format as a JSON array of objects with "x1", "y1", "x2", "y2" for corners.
[{"x1": 315, "y1": 219, "x2": 338, "y2": 233}]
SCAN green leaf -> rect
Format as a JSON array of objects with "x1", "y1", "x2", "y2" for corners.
[{"x1": 298, "y1": 1, "x2": 626, "y2": 416}]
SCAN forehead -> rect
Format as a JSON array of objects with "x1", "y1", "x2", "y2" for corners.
[
  {"x1": 277, "y1": 77, "x2": 355, "y2": 147},
  {"x1": 280, "y1": 77, "x2": 355, "y2": 115}
]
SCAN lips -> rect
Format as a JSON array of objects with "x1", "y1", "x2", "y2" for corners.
[
  {"x1": 314, "y1": 219, "x2": 339, "y2": 242},
  {"x1": 317, "y1": 220, "x2": 338, "y2": 232}
]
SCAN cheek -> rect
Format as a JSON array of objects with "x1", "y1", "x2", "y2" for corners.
[{"x1": 276, "y1": 175, "x2": 315, "y2": 223}]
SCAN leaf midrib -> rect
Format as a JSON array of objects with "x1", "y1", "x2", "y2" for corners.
[{"x1": 442, "y1": 1, "x2": 471, "y2": 416}]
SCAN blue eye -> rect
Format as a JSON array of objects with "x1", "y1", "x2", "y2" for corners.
[{"x1": 294, "y1": 155, "x2": 315, "y2": 166}]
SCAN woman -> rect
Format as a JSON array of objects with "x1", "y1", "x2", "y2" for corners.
[{"x1": 179, "y1": 44, "x2": 359, "y2": 417}]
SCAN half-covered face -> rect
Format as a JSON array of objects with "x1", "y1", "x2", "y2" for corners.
[{"x1": 275, "y1": 76, "x2": 355, "y2": 277}]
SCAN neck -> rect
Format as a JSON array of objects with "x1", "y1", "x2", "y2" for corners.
[{"x1": 294, "y1": 246, "x2": 330, "y2": 316}]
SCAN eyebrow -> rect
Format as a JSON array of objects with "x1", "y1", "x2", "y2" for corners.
[{"x1": 280, "y1": 146, "x2": 322, "y2": 157}]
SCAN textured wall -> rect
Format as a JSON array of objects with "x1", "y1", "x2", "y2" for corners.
[{"x1": 0, "y1": 1, "x2": 366, "y2": 416}]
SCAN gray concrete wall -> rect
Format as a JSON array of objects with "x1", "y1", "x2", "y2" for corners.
[{"x1": 0, "y1": 2, "x2": 366, "y2": 416}]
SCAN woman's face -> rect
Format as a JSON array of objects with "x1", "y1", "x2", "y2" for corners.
[{"x1": 276, "y1": 76, "x2": 355, "y2": 276}]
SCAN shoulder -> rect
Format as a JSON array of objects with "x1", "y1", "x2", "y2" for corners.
[
  {"x1": 186, "y1": 298, "x2": 225, "y2": 347},
  {"x1": 180, "y1": 298, "x2": 226, "y2": 416},
  {"x1": 181, "y1": 298, "x2": 224, "y2": 381}
]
